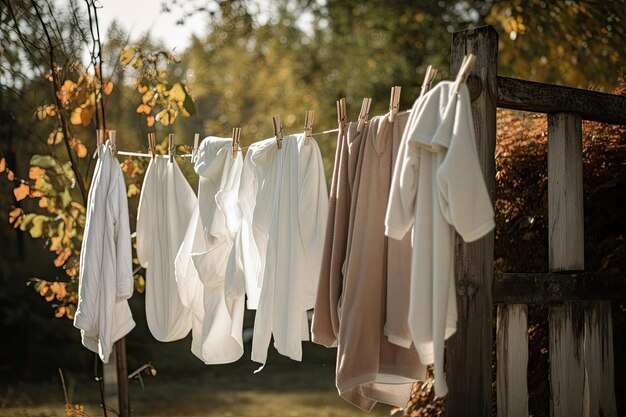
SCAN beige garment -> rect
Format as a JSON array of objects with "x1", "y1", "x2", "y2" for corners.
[
  {"x1": 311, "y1": 121, "x2": 365, "y2": 347},
  {"x1": 337, "y1": 115, "x2": 425, "y2": 411},
  {"x1": 384, "y1": 111, "x2": 414, "y2": 348}
]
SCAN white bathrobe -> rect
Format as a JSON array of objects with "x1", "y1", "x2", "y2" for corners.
[
  {"x1": 251, "y1": 134, "x2": 328, "y2": 365},
  {"x1": 175, "y1": 137, "x2": 245, "y2": 364},
  {"x1": 137, "y1": 156, "x2": 196, "y2": 342},
  {"x1": 74, "y1": 142, "x2": 135, "y2": 363},
  {"x1": 385, "y1": 82, "x2": 495, "y2": 396}
]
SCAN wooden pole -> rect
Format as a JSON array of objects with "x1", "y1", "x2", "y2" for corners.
[
  {"x1": 116, "y1": 338, "x2": 130, "y2": 417},
  {"x1": 447, "y1": 25, "x2": 498, "y2": 417}
]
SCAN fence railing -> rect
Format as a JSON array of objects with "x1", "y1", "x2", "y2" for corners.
[{"x1": 448, "y1": 25, "x2": 626, "y2": 417}]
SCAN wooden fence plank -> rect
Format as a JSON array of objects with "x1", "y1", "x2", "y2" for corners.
[
  {"x1": 497, "y1": 77, "x2": 626, "y2": 125},
  {"x1": 493, "y1": 272, "x2": 626, "y2": 304},
  {"x1": 583, "y1": 301, "x2": 617, "y2": 417},
  {"x1": 547, "y1": 112, "x2": 585, "y2": 417},
  {"x1": 496, "y1": 304, "x2": 528, "y2": 417},
  {"x1": 446, "y1": 25, "x2": 498, "y2": 417}
]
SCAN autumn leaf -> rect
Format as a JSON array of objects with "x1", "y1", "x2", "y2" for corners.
[
  {"x1": 13, "y1": 183, "x2": 30, "y2": 201},
  {"x1": 55, "y1": 306, "x2": 66, "y2": 318},
  {"x1": 74, "y1": 142, "x2": 88, "y2": 158},
  {"x1": 146, "y1": 116, "x2": 155, "y2": 127},
  {"x1": 29, "y1": 166, "x2": 45, "y2": 180},
  {"x1": 103, "y1": 80, "x2": 113, "y2": 95},
  {"x1": 35, "y1": 106, "x2": 48, "y2": 120},
  {"x1": 0, "y1": 157, "x2": 5, "y2": 172},
  {"x1": 80, "y1": 104, "x2": 95, "y2": 127},
  {"x1": 8, "y1": 207, "x2": 23, "y2": 227},
  {"x1": 127, "y1": 183, "x2": 140, "y2": 197},
  {"x1": 7, "y1": 170, "x2": 14, "y2": 181},
  {"x1": 168, "y1": 82, "x2": 186, "y2": 103},
  {"x1": 28, "y1": 215, "x2": 48, "y2": 238},
  {"x1": 136, "y1": 103, "x2": 151, "y2": 114},
  {"x1": 120, "y1": 47, "x2": 136, "y2": 66},
  {"x1": 137, "y1": 84, "x2": 148, "y2": 93},
  {"x1": 38, "y1": 197, "x2": 49, "y2": 208},
  {"x1": 70, "y1": 107, "x2": 82, "y2": 125},
  {"x1": 47, "y1": 129, "x2": 64, "y2": 145}
]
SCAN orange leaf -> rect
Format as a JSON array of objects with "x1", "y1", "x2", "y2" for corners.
[
  {"x1": 38, "y1": 197, "x2": 49, "y2": 208},
  {"x1": 146, "y1": 116, "x2": 155, "y2": 127},
  {"x1": 55, "y1": 306, "x2": 66, "y2": 318},
  {"x1": 8, "y1": 207, "x2": 23, "y2": 226},
  {"x1": 29, "y1": 166, "x2": 46, "y2": 180},
  {"x1": 136, "y1": 103, "x2": 151, "y2": 114},
  {"x1": 70, "y1": 107, "x2": 82, "y2": 125},
  {"x1": 74, "y1": 143, "x2": 88, "y2": 158},
  {"x1": 103, "y1": 80, "x2": 113, "y2": 95},
  {"x1": 7, "y1": 170, "x2": 14, "y2": 181},
  {"x1": 0, "y1": 157, "x2": 5, "y2": 172},
  {"x1": 137, "y1": 84, "x2": 148, "y2": 93},
  {"x1": 80, "y1": 105, "x2": 95, "y2": 127},
  {"x1": 13, "y1": 183, "x2": 30, "y2": 201}
]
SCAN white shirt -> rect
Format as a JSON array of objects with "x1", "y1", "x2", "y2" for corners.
[
  {"x1": 137, "y1": 157, "x2": 196, "y2": 342},
  {"x1": 251, "y1": 134, "x2": 328, "y2": 365},
  {"x1": 385, "y1": 82, "x2": 495, "y2": 396},
  {"x1": 175, "y1": 137, "x2": 245, "y2": 364},
  {"x1": 74, "y1": 142, "x2": 135, "y2": 363}
]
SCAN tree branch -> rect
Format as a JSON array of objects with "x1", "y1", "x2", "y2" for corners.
[{"x1": 30, "y1": 0, "x2": 87, "y2": 204}]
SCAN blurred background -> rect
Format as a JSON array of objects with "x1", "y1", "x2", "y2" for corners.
[{"x1": 0, "y1": 1, "x2": 624, "y2": 416}]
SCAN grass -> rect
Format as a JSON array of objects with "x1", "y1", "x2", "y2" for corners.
[{"x1": 0, "y1": 341, "x2": 394, "y2": 417}]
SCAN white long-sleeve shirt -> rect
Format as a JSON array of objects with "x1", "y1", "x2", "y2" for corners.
[
  {"x1": 385, "y1": 82, "x2": 495, "y2": 397},
  {"x1": 74, "y1": 142, "x2": 135, "y2": 363},
  {"x1": 137, "y1": 157, "x2": 196, "y2": 342},
  {"x1": 250, "y1": 134, "x2": 328, "y2": 366},
  {"x1": 175, "y1": 137, "x2": 245, "y2": 364}
]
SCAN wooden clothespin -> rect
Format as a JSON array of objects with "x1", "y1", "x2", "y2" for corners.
[
  {"x1": 192, "y1": 133, "x2": 200, "y2": 162},
  {"x1": 273, "y1": 115, "x2": 284, "y2": 149},
  {"x1": 168, "y1": 133, "x2": 175, "y2": 163},
  {"x1": 304, "y1": 110, "x2": 315, "y2": 146},
  {"x1": 147, "y1": 132, "x2": 156, "y2": 159},
  {"x1": 420, "y1": 65, "x2": 438, "y2": 97},
  {"x1": 356, "y1": 97, "x2": 372, "y2": 133},
  {"x1": 109, "y1": 130, "x2": 117, "y2": 157},
  {"x1": 336, "y1": 98, "x2": 347, "y2": 135},
  {"x1": 95, "y1": 128, "x2": 104, "y2": 159},
  {"x1": 231, "y1": 127, "x2": 241, "y2": 159},
  {"x1": 388, "y1": 86, "x2": 401, "y2": 122},
  {"x1": 453, "y1": 54, "x2": 476, "y2": 94}
]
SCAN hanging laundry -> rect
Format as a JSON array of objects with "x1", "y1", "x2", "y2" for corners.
[
  {"x1": 224, "y1": 137, "x2": 276, "y2": 311},
  {"x1": 311, "y1": 121, "x2": 364, "y2": 347},
  {"x1": 74, "y1": 141, "x2": 135, "y2": 363},
  {"x1": 385, "y1": 82, "x2": 495, "y2": 397},
  {"x1": 332, "y1": 115, "x2": 425, "y2": 411},
  {"x1": 175, "y1": 137, "x2": 245, "y2": 364},
  {"x1": 250, "y1": 134, "x2": 328, "y2": 366},
  {"x1": 136, "y1": 155, "x2": 196, "y2": 342}
]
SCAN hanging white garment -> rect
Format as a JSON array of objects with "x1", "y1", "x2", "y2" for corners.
[
  {"x1": 251, "y1": 134, "x2": 328, "y2": 366},
  {"x1": 137, "y1": 156, "x2": 196, "y2": 342},
  {"x1": 385, "y1": 82, "x2": 495, "y2": 397},
  {"x1": 74, "y1": 142, "x2": 135, "y2": 363},
  {"x1": 224, "y1": 137, "x2": 276, "y2": 310},
  {"x1": 175, "y1": 137, "x2": 245, "y2": 364}
]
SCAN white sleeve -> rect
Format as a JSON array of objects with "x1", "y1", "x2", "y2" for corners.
[
  {"x1": 385, "y1": 134, "x2": 420, "y2": 240},
  {"x1": 436, "y1": 87, "x2": 495, "y2": 242},
  {"x1": 113, "y1": 168, "x2": 134, "y2": 300},
  {"x1": 135, "y1": 161, "x2": 153, "y2": 268}
]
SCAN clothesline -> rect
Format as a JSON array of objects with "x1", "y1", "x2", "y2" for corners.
[{"x1": 114, "y1": 127, "x2": 342, "y2": 159}]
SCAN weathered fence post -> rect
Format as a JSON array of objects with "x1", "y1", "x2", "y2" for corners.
[
  {"x1": 447, "y1": 25, "x2": 498, "y2": 417},
  {"x1": 547, "y1": 112, "x2": 585, "y2": 417}
]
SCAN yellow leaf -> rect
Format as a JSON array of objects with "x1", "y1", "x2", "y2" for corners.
[
  {"x1": 132, "y1": 56, "x2": 143, "y2": 68},
  {"x1": 103, "y1": 80, "x2": 113, "y2": 95},
  {"x1": 8, "y1": 207, "x2": 23, "y2": 226},
  {"x1": 29, "y1": 215, "x2": 47, "y2": 238},
  {"x1": 168, "y1": 83, "x2": 186, "y2": 103},
  {"x1": 142, "y1": 89, "x2": 155, "y2": 104},
  {"x1": 45, "y1": 105, "x2": 57, "y2": 116},
  {"x1": 35, "y1": 106, "x2": 47, "y2": 120},
  {"x1": 39, "y1": 197, "x2": 49, "y2": 208},
  {"x1": 74, "y1": 143, "x2": 88, "y2": 158},
  {"x1": 137, "y1": 84, "x2": 148, "y2": 94},
  {"x1": 127, "y1": 183, "x2": 139, "y2": 198},
  {"x1": 120, "y1": 47, "x2": 136, "y2": 66},
  {"x1": 13, "y1": 183, "x2": 30, "y2": 201},
  {"x1": 70, "y1": 107, "x2": 82, "y2": 125},
  {"x1": 47, "y1": 129, "x2": 64, "y2": 145},
  {"x1": 155, "y1": 108, "x2": 170, "y2": 126},
  {"x1": 146, "y1": 116, "x2": 155, "y2": 127}
]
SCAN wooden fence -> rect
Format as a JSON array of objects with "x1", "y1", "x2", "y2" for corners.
[{"x1": 448, "y1": 25, "x2": 626, "y2": 417}]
